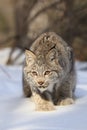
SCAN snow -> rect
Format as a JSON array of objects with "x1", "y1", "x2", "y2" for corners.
[{"x1": 0, "y1": 48, "x2": 87, "y2": 130}]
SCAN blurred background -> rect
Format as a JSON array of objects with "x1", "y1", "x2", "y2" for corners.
[{"x1": 0, "y1": 0, "x2": 87, "y2": 65}]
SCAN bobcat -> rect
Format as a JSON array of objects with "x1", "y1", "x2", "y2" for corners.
[{"x1": 23, "y1": 32, "x2": 76, "y2": 111}]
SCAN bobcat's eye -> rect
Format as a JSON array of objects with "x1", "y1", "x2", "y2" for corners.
[
  {"x1": 44, "y1": 71, "x2": 51, "y2": 75},
  {"x1": 50, "y1": 57, "x2": 55, "y2": 61},
  {"x1": 32, "y1": 71, "x2": 37, "y2": 76}
]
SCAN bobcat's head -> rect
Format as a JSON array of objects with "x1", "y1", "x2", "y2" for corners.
[{"x1": 24, "y1": 49, "x2": 64, "y2": 92}]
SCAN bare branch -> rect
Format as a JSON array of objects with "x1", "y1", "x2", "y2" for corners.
[{"x1": 28, "y1": 0, "x2": 62, "y2": 24}]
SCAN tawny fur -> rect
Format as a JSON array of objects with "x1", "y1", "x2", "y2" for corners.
[{"x1": 23, "y1": 32, "x2": 76, "y2": 111}]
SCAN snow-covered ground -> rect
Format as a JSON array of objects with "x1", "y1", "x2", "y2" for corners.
[{"x1": 0, "y1": 48, "x2": 87, "y2": 130}]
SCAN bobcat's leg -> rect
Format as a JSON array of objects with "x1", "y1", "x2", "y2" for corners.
[
  {"x1": 57, "y1": 85, "x2": 75, "y2": 106},
  {"x1": 33, "y1": 92, "x2": 55, "y2": 111},
  {"x1": 23, "y1": 77, "x2": 32, "y2": 97}
]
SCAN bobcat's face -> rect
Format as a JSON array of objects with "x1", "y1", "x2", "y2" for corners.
[
  {"x1": 24, "y1": 49, "x2": 64, "y2": 92},
  {"x1": 25, "y1": 64, "x2": 59, "y2": 92}
]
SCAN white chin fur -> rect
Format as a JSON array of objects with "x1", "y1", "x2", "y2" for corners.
[
  {"x1": 39, "y1": 88, "x2": 47, "y2": 92},
  {"x1": 47, "y1": 83, "x2": 54, "y2": 92},
  {"x1": 38, "y1": 84, "x2": 54, "y2": 93}
]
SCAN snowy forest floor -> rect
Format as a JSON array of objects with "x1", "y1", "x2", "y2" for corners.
[{"x1": 0, "y1": 48, "x2": 87, "y2": 130}]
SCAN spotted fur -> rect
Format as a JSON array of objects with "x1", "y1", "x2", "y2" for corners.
[{"x1": 23, "y1": 32, "x2": 76, "y2": 111}]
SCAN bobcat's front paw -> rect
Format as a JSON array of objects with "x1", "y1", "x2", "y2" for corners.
[
  {"x1": 58, "y1": 98, "x2": 74, "y2": 106},
  {"x1": 35, "y1": 102, "x2": 55, "y2": 111},
  {"x1": 33, "y1": 92, "x2": 55, "y2": 111}
]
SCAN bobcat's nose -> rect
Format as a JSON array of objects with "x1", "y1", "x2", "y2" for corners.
[{"x1": 38, "y1": 81, "x2": 44, "y2": 85}]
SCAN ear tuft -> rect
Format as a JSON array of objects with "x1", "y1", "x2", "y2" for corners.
[
  {"x1": 46, "y1": 49, "x2": 58, "y2": 66},
  {"x1": 25, "y1": 50, "x2": 36, "y2": 65}
]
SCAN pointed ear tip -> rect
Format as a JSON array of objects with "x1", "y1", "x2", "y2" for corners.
[
  {"x1": 25, "y1": 50, "x2": 31, "y2": 54},
  {"x1": 25, "y1": 49, "x2": 28, "y2": 51},
  {"x1": 25, "y1": 49, "x2": 27, "y2": 52},
  {"x1": 25, "y1": 50, "x2": 31, "y2": 57},
  {"x1": 25, "y1": 50, "x2": 36, "y2": 58},
  {"x1": 25, "y1": 50, "x2": 27, "y2": 55}
]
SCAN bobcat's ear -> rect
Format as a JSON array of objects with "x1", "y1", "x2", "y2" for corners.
[
  {"x1": 25, "y1": 50, "x2": 36, "y2": 65},
  {"x1": 46, "y1": 49, "x2": 58, "y2": 64}
]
